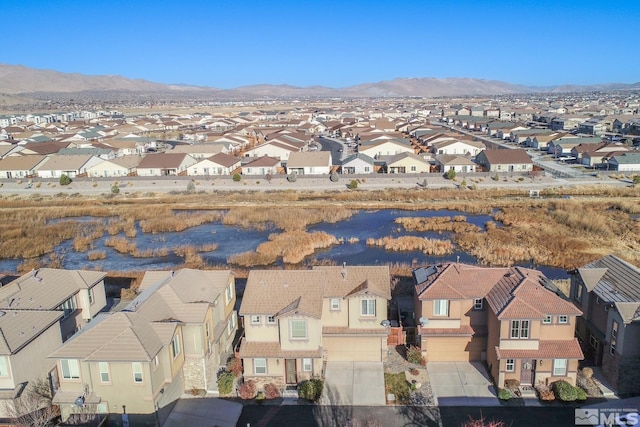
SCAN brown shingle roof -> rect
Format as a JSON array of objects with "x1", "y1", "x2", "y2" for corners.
[
  {"x1": 495, "y1": 339, "x2": 583, "y2": 359},
  {"x1": 479, "y1": 149, "x2": 532, "y2": 165}
]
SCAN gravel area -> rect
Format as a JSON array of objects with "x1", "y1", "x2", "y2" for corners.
[{"x1": 384, "y1": 345, "x2": 434, "y2": 406}]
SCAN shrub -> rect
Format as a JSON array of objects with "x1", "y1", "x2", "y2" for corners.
[
  {"x1": 330, "y1": 172, "x2": 339, "y2": 182},
  {"x1": 406, "y1": 345, "x2": 423, "y2": 365},
  {"x1": 232, "y1": 173, "x2": 241, "y2": 182},
  {"x1": 409, "y1": 368, "x2": 420, "y2": 376},
  {"x1": 298, "y1": 379, "x2": 323, "y2": 401},
  {"x1": 111, "y1": 183, "x2": 120, "y2": 194},
  {"x1": 492, "y1": 174, "x2": 499, "y2": 181},
  {"x1": 264, "y1": 383, "x2": 280, "y2": 399},
  {"x1": 633, "y1": 175, "x2": 640, "y2": 184},
  {"x1": 535, "y1": 381, "x2": 555, "y2": 401},
  {"x1": 238, "y1": 380, "x2": 256, "y2": 399},
  {"x1": 287, "y1": 173, "x2": 297, "y2": 182},
  {"x1": 186, "y1": 181, "x2": 195, "y2": 192},
  {"x1": 227, "y1": 358, "x2": 243, "y2": 377},
  {"x1": 217, "y1": 371, "x2": 235, "y2": 395},
  {"x1": 463, "y1": 415, "x2": 508, "y2": 427},
  {"x1": 348, "y1": 179, "x2": 358, "y2": 189},
  {"x1": 498, "y1": 388, "x2": 511, "y2": 400},
  {"x1": 504, "y1": 379, "x2": 520, "y2": 389},
  {"x1": 59, "y1": 174, "x2": 72, "y2": 186},
  {"x1": 445, "y1": 169, "x2": 456, "y2": 180},
  {"x1": 576, "y1": 387, "x2": 587, "y2": 400},
  {"x1": 552, "y1": 380, "x2": 578, "y2": 401},
  {"x1": 580, "y1": 367, "x2": 594, "y2": 378}
]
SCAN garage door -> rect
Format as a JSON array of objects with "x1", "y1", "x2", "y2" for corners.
[
  {"x1": 324, "y1": 336, "x2": 383, "y2": 362},
  {"x1": 424, "y1": 336, "x2": 485, "y2": 362}
]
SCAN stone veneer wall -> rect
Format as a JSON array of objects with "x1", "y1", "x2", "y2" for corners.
[
  {"x1": 249, "y1": 376, "x2": 286, "y2": 393},
  {"x1": 613, "y1": 355, "x2": 640, "y2": 397},
  {"x1": 183, "y1": 356, "x2": 205, "y2": 390}
]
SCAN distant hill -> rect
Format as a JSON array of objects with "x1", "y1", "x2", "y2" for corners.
[{"x1": 0, "y1": 63, "x2": 638, "y2": 101}]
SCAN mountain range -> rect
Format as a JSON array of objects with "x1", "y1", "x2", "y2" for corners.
[{"x1": 1, "y1": 63, "x2": 639, "y2": 101}]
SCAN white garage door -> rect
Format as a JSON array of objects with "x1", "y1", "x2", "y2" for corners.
[{"x1": 324, "y1": 336, "x2": 383, "y2": 362}]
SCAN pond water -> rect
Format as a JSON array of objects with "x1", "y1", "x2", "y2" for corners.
[{"x1": 0, "y1": 209, "x2": 568, "y2": 279}]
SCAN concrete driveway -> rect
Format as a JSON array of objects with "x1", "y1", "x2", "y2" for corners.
[
  {"x1": 322, "y1": 361, "x2": 385, "y2": 405},
  {"x1": 426, "y1": 361, "x2": 497, "y2": 406}
]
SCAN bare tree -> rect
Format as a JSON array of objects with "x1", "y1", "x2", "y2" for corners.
[{"x1": 3, "y1": 379, "x2": 60, "y2": 427}]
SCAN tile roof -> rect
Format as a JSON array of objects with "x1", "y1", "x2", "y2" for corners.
[
  {"x1": 322, "y1": 326, "x2": 387, "y2": 336},
  {"x1": 315, "y1": 265, "x2": 391, "y2": 300},
  {"x1": 495, "y1": 339, "x2": 583, "y2": 359},
  {"x1": 238, "y1": 338, "x2": 322, "y2": 359},
  {"x1": 0, "y1": 310, "x2": 62, "y2": 355},
  {"x1": 415, "y1": 263, "x2": 508, "y2": 299}
]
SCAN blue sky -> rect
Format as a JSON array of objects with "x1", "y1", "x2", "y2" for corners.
[{"x1": 3, "y1": 0, "x2": 638, "y2": 89}]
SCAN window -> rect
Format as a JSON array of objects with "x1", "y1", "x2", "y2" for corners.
[
  {"x1": 227, "y1": 312, "x2": 236, "y2": 336},
  {"x1": 411, "y1": 165, "x2": 417, "y2": 172},
  {"x1": 361, "y1": 299, "x2": 376, "y2": 317},
  {"x1": 267, "y1": 316, "x2": 276, "y2": 325},
  {"x1": 59, "y1": 297, "x2": 77, "y2": 318},
  {"x1": 251, "y1": 315, "x2": 262, "y2": 324},
  {"x1": 132, "y1": 362, "x2": 143, "y2": 383},
  {"x1": 225, "y1": 283, "x2": 234, "y2": 305},
  {"x1": 558, "y1": 315, "x2": 568, "y2": 324},
  {"x1": 543, "y1": 315, "x2": 552, "y2": 324},
  {"x1": 505, "y1": 359, "x2": 515, "y2": 372},
  {"x1": 0, "y1": 357, "x2": 8, "y2": 377},
  {"x1": 254, "y1": 358, "x2": 267, "y2": 375},
  {"x1": 99, "y1": 362, "x2": 110, "y2": 383},
  {"x1": 510, "y1": 320, "x2": 530, "y2": 339},
  {"x1": 61, "y1": 359, "x2": 80, "y2": 380},
  {"x1": 612, "y1": 321, "x2": 619, "y2": 339},
  {"x1": 154, "y1": 355, "x2": 159, "y2": 367},
  {"x1": 302, "y1": 358, "x2": 313, "y2": 372},
  {"x1": 473, "y1": 298, "x2": 484, "y2": 310},
  {"x1": 290, "y1": 320, "x2": 307, "y2": 339},
  {"x1": 205, "y1": 322, "x2": 210, "y2": 338},
  {"x1": 88, "y1": 288, "x2": 95, "y2": 305},
  {"x1": 610, "y1": 339, "x2": 617, "y2": 355},
  {"x1": 553, "y1": 359, "x2": 567, "y2": 376},
  {"x1": 171, "y1": 335, "x2": 181, "y2": 359},
  {"x1": 433, "y1": 299, "x2": 449, "y2": 317},
  {"x1": 575, "y1": 284, "x2": 583, "y2": 302},
  {"x1": 330, "y1": 298, "x2": 341, "y2": 311},
  {"x1": 589, "y1": 333, "x2": 599, "y2": 350}
]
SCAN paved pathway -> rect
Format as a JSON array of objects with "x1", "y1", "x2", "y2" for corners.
[
  {"x1": 322, "y1": 361, "x2": 385, "y2": 406},
  {"x1": 427, "y1": 361, "x2": 497, "y2": 406}
]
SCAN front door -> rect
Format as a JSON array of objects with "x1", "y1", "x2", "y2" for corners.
[
  {"x1": 285, "y1": 359, "x2": 297, "y2": 384},
  {"x1": 520, "y1": 358, "x2": 535, "y2": 385}
]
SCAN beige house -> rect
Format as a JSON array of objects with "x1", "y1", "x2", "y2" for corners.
[
  {"x1": 0, "y1": 154, "x2": 48, "y2": 179},
  {"x1": 414, "y1": 263, "x2": 583, "y2": 388},
  {"x1": 286, "y1": 151, "x2": 332, "y2": 175},
  {"x1": 431, "y1": 139, "x2": 485, "y2": 157},
  {"x1": 0, "y1": 269, "x2": 107, "y2": 418},
  {"x1": 239, "y1": 266, "x2": 391, "y2": 390},
  {"x1": 49, "y1": 269, "x2": 238, "y2": 423},
  {"x1": 186, "y1": 153, "x2": 241, "y2": 176},
  {"x1": 136, "y1": 153, "x2": 197, "y2": 176},
  {"x1": 385, "y1": 152, "x2": 431, "y2": 174},
  {"x1": 86, "y1": 155, "x2": 141, "y2": 178},
  {"x1": 358, "y1": 139, "x2": 414, "y2": 159}
]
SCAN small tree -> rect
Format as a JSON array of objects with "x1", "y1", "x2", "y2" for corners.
[
  {"x1": 445, "y1": 169, "x2": 456, "y2": 180},
  {"x1": 287, "y1": 173, "x2": 297, "y2": 182},
  {"x1": 186, "y1": 181, "x2": 195, "y2": 192},
  {"x1": 329, "y1": 172, "x2": 339, "y2": 182},
  {"x1": 3, "y1": 379, "x2": 60, "y2": 427},
  {"x1": 59, "y1": 174, "x2": 72, "y2": 186},
  {"x1": 238, "y1": 380, "x2": 256, "y2": 399},
  {"x1": 111, "y1": 183, "x2": 120, "y2": 194},
  {"x1": 348, "y1": 179, "x2": 358, "y2": 189},
  {"x1": 217, "y1": 371, "x2": 235, "y2": 395},
  {"x1": 232, "y1": 173, "x2": 241, "y2": 182},
  {"x1": 633, "y1": 175, "x2": 640, "y2": 185}
]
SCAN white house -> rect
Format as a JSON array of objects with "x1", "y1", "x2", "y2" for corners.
[
  {"x1": 186, "y1": 153, "x2": 241, "y2": 176},
  {"x1": 358, "y1": 139, "x2": 414, "y2": 159},
  {"x1": 136, "y1": 153, "x2": 198, "y2": 176},
  {"x1": 241, "y1": 156, "x2": 280, "y2": 176},
  {"x1": 431, "y1": 139, "x2": 485, "y2": 157},
  {"x1": 86, "y1": 155, "x2": 141, "y2": 178},
  {"x1": 341, "y1": 153, "x2": 375, "y2": 174},
  {"x1": 35, "y1": 155, "x2": 103, "y2": 178},
  {"x1": 0, "y1": 155, "x2": 48, "y2": 179},
  {"x1": 286, "y1": 151, "x2": 331, "y2": 175}
]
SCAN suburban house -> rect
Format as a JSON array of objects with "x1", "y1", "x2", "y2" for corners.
[
  {"x1": 340, "y1": 153, "x2": 376, "y2": 174},
  {"x1": 358, "y1": 138, "x2": 414, "y2": 159},
  {"x1": 383, "y1": 152, "x2": 431, "y2": 174},
  {"x1": 569, "y1": 255, "x2": 640, "y2": 396},
  {"x1": 0, "y1": 154, "x2": 48, "y2": 179},
  {"x1": 86, "y1": 155, "x2": 141, "y2": 178},
  {"x1": 241, "y1": 156, "x2": 280, "y2": 176},
  {"x1": 608, "y1": 152, "x2": 640, "y2": 171},
  {"x1": 170, "y1": 143, "x2": 228, "y2": 159},
  {"x1": 35, "y1": 155, "x2": 103, "y2": 179},
  {"x1": 186, "y1": 153, "x2": 241, "y2": 176},
  {"x1": 414, "y1": 263, "x2": 583, "y2": 388},
  {"x1": 0, "y1": 269, "x2": 107, "y2": 418},
  {"x1": 435, "y1": 154, "x2": 477, "y2": 174},
  {"x1": 238, "y1": 266, "x2": 391, "y2": 390},
  {"x1": 431, "y1": 139, "x2": 485, "y2": 157},
  {"x1": 136, "y1": 153, "x2": 198, "y2": 176},
  {"x1": 49, "y1": 269, "x2": 238, "y2": 423},
  {"x1": 475, "y1": 149, "x2": 534, "y2": 173},
  {"x1": 285, "y1": 151, "x2": 332, "y2": 175}
]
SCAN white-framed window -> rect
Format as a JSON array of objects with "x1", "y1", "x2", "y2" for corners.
[
  {"x1": 590, "y1": 333, "x2": 599, "y2": 350},
  {"x1": 575, "y1": 284, "x2": 583, "y2": 302},
  {"x1": 267, "y1": 315, "x2": 276, "y2": 325},
  {"x1": 302, "y1": 358, "x2": 313, "y2": 372},
  {"x1": 330, "y1": 298, "x2": 341, "y2": 311},
  {"x1": 205, "y1": 321, "x2": 210, "y2": 338},
  {"x1": 505, "y1": 359, "x2": 515, "y2": 372},
  {"x1": 254, "y1": 358, "x2": 267, "y2": 375},
  {"x1": 99, "y1": 362, "x2": 110, "y2": 383},
  {"x1": 59, "y1": 297, "x2": 77, "y2": 318},
  {"x1": 132, "y1": 362, "x2": 143, "y2": 383},
  {"x1": 361, "y1": 299, "x2": 376, "y2": 317},
  {"x1": 553, "y1": 359, "x2": 567, "y2": 376},
  {"x1": 225, "y1": 283, "x2": 234, "y2": 305},
  {"x1": 88, "y1": 288, "x2": 95, "y2": 305},
  {"x1": 290, "y1": 320, "x2": 307, "y2": 339},
  {"x1": 61, "y1": 359, "x2": 80, "y2": 380},
  {"x1": 558, "y1": 315, "x2": 568, "y2": 324},
  {"x1": 154, "y1": 355, "x2": 159, "y2": 368},
  {"x1": 411, "y1": 165, "x2": 417, "y2": 172},
  {"x1": 510, "y1": 320, "x2": 530, "y2": 339},
  {"x1": 433, "y1": 299, "x2": 449, "y2": 317},
  {"x1": 0, "y1": 357, "x2": 9, "y2": 377},
  {"x1": 612, "y1": 321, "x2": 619, "y2": 339},
  {"x1": 473, "y1": 298, "x2": 483, "y2": 310},
  {"x1": 543, "y1": 315, "x2": 552, "y2": 324},
  {"x1": 171, "y1": 335, "x2": 181, "y2": 359},
  {"x1": 251, "y1": 315, "x2": 261, "y2": 324},
  {"x1": 228, "y1": 312, "x2": 236, "y2": 336}
]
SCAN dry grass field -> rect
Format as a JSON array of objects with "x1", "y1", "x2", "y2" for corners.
[{"x1": 1, "y1": 184, "x2": 639, "y2": 274}]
